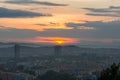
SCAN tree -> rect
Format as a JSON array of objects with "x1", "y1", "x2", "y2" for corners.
[{"x1": 98, "y1": 63, "x2": 120, "y2": 80}]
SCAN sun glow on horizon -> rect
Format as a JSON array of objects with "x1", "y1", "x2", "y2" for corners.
[
  {"x1": 28, "y1": 37, "x2": 78, "y2": 45},
  {"x1": 52, "y1": 37, "x2": 78, "y2": 45},
  {"x1": 55, "y1": 39, "x2": 65, "y2": 45}
]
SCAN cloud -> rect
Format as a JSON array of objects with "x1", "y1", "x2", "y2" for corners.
[
  {"x1": 85, "y1": 13, "x2": 120, "y2": 17},
  {"x1": 65, "y1": 22, "x2": 95, "y2": 30},
  {"x1": 35, "y1": 24, "x2": 48, "y2": 26},
  {"x1": 83, "y1": 6, "x2": 120, "y2": 17},
  {"x1": 0, "y1": 20, "x2": 120, "y2": 43},
  {"x1": 0, "y1": 26, "x2": 77, "y2": 43},
  {"x1": 4, "y1": 0, "x2": 68, "y2": 6},
  {"x1": 0, "y1": 26, "x2": 40, "y2": 38},
  {"x1": 110, "y1": 6, "x2": 120, "y2": 9},
  {"x1": 36, "y1": 22, "x2": 60, "y2": 27},
  {"x1": 0, "y1": 7, "x2": 52, "y2": 18},
  {"x1": 65, "y1": 20, "x2": 120, "y2": 39}
]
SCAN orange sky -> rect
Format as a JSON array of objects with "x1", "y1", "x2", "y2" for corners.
[{"x1": 0, "y1": 0, "x2": 120, "y2": 45}]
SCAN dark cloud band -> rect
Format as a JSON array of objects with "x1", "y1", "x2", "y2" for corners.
[
  {"x1": 83, "y1": 6, "x2": 120, "y2": 17},
  {"x1": 0, "y1": 7, "x2": 52, "y2": 18},
  {"x1": 0, "y1": 20, "x2": 120, "y2": 40},
  {"x1": 4, "y1": 1, "x2": 68, "y2": 6}
]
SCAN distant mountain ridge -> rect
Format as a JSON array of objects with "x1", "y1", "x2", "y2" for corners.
[{"x1": 0, "y1": 42, "x2": 120, "y2": 48}]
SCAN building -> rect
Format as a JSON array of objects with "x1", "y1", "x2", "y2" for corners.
[
  {"x1": 14, "y1": 44, "x2": 20, "y2": 65},
  {"x1": 0, "y1": 71, "x2": 34, "y2": 80},
  {"x1": 54, "y1": 45, "x2": 62, "y2": 56}
]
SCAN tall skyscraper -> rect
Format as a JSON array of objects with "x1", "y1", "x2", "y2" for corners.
[
  {"x1": 54, "y1": 45, "x2": 62, "y2": 56},
  {"x1": 14, "y1": 44, "x2": 20, "y2": 64}
]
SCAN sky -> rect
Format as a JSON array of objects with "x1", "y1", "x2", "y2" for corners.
[{"x1": 0, "y1": 0, "x2": 120, "y2": 45}]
